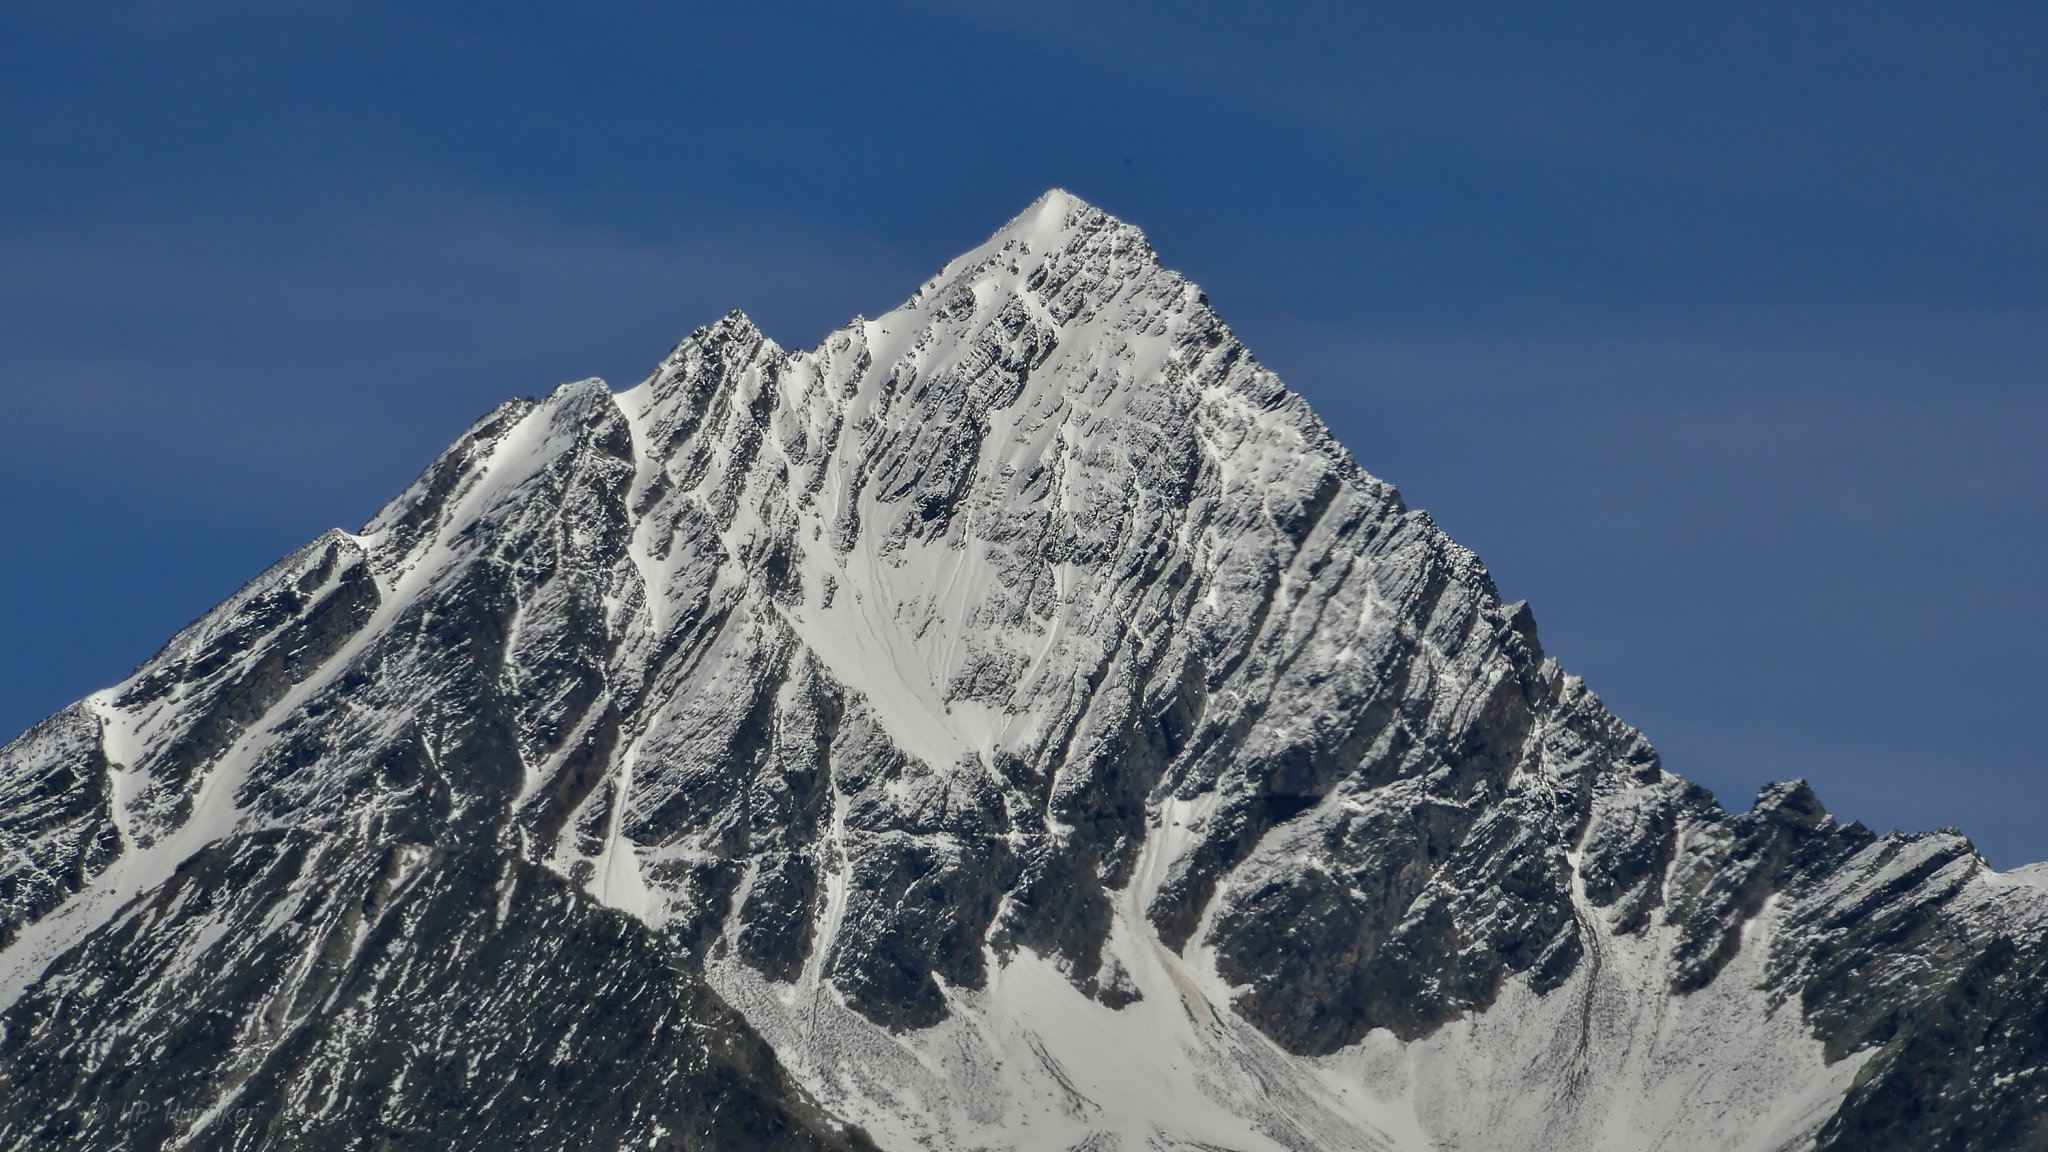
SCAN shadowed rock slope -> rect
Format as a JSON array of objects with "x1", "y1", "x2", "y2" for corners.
[{"x1": 0, "y1": 829, "x2": 875, "y2": 1152}]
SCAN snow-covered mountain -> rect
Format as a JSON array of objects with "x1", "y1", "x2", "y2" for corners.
[{"x1": 4, "y1": 191, "x2": 2045, "y2": 1151}]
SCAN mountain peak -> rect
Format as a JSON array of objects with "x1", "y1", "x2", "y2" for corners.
[
  {"x1": 921, "y1": 189, "x2": 1155, "y2": 297},
  {"x1": 989, "y1": 187, "x2": 1109, "y2": 248},
  {"x1": 5, "y1": 196, "x2": 2046, "y2": 1152}
]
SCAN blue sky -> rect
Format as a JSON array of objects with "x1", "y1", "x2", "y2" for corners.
[{"x1": 3, "y1": 3, "x2": 2044, "y2": 863}]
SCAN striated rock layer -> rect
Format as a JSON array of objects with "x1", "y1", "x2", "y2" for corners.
[
  {"x1": 3, "y1": 192, "x2": 2044, "y2": 1151},
  {"x1": 0, "y1": 830, "x2": 873, "y2": 1152}
]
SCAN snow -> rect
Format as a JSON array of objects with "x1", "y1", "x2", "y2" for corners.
[
  {"x1": 716, "y1": 833, "x2": 1875, "y2": 1152},
  {"x1": 1990, "y1": 861, "x2": 2048, "y2": 892},
  {"x1": 1345, "y1": 896, "x2": 1871, "y2": 1152}
]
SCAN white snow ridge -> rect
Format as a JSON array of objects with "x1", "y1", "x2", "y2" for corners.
[{"x1": 2, "y1": 190, "x2": 2044, "y2": 1152}]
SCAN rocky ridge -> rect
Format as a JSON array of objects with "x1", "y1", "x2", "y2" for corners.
[{"x1": 2, "y1": 191, "x2": 2044, "y2": 1151}]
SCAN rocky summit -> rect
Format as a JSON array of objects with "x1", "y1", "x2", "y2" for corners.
[{"x1": 3, "y1": 191, "x2": 2044, "y2": 1152}]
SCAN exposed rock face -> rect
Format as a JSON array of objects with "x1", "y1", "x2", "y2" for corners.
[
  {"x1": 1, "y1": 191, "x2": 2043, "y2": 1151},
  {"x1": 0, "y1": 829, "x2": 873, "y2": 1152},
  {"x1": 0, "y1": 705, "x2": 119, "y2": 952}
]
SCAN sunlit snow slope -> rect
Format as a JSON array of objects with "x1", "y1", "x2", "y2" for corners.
[{"x1": 4, "y1": 192, "x2": 2046, "y2": 1152}]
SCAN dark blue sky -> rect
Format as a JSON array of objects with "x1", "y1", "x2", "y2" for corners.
[{"x1": 4, "y1": 3, "x2": 2044, "y2": 863}]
